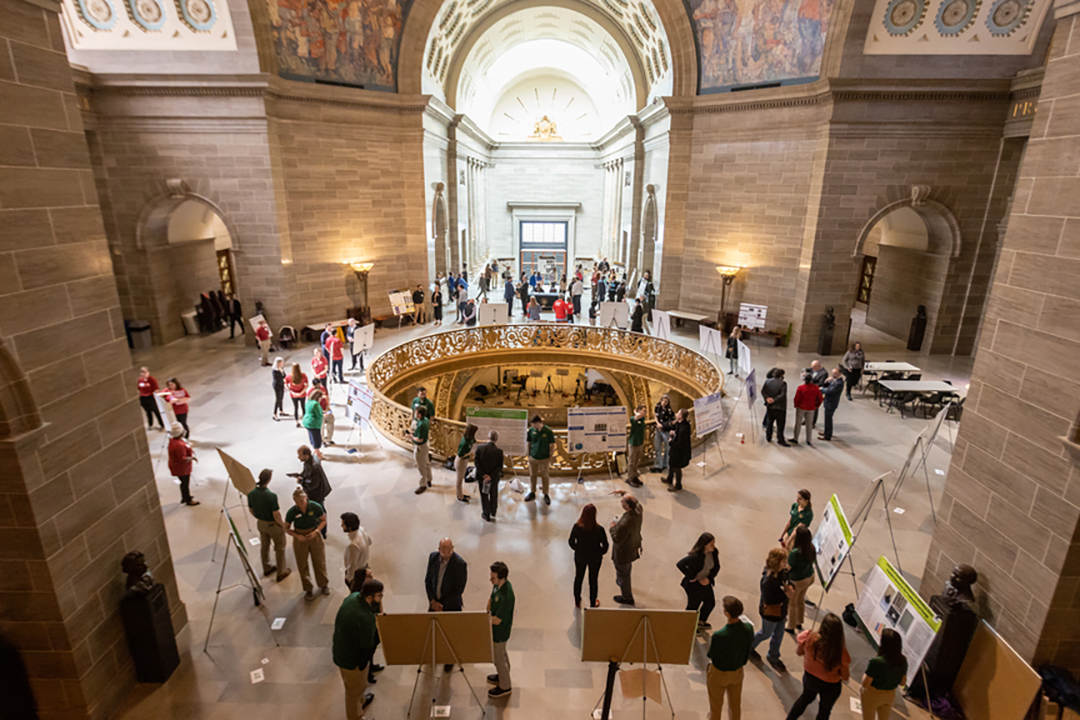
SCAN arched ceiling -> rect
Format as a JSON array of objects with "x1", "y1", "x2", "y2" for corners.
[{"x1": 423, "y1": 0, "x2": 672, "y2": 108}]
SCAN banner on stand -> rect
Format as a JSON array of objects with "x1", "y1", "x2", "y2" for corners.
[
  {"x1": 812, "y1": 494, "x2": 854, "y2": 590},
  {"x1": 466, "y1": 407, "x2": 528, "y2": 456},
  {"x1": 567, "y1": 406, "x2": 626, "y2": 453},
  {"x1": 346, "y1": 380, "x2": 374, "y2": 428},
  {"x1": 855, "y1": 556, "x2": 941, "y2": 671},
  {"x1": 692, "y1": 392, "x2": 724, "y2": 437}
]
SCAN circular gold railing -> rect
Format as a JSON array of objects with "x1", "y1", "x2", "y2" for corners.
[{"x1": 367, "y1": 324, "x2": 724, "y2": 475}]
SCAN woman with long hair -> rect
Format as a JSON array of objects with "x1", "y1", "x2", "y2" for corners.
[
  {"x1": 842, "y1": 341, "x2": 865, "y2": 401},
  {"x1": 568, "y1": 503, "x2": 609, "y2": 608},
  {"x1": 164, "y1": 378, "x2": 192, "y2": 439},
  {"x1": 664, "y1": 408, "x2": 692, "y2": 492},
  {"x1": 676, "y1": 532, "x2": 721, "y2": 631},
  {"x1": 781, "y1": 489, "x2": 814, "y2": 544},
  {"x1": 861, "y1": 629, "x2": 907, "y2": 720},
  {"x1": 786, "y1": 613, "x2": 851, "y2": 720},
  {"x1": 136, "y1": 367, "x2": 165, "y2": 430},
  {"x1": 725, "y1": 327, "x2": 741, "y2": 376},
  {"x1": 301, "y1": 388, "x2": 325, "y2": 460},
  {"x1": 749, "y1": 547, "x2": 793, "y2": 672},
  {"x1": 288, "y1": 363, "x2": 308, "y2": 427},
  {"x1": 455, "y1": 423, "x2": 478, "y2": 504},
  {"x1": 271, "y1": 357, "x2": 286, "y2": 421},
  {"x1": 786, "y1": 525, "x2": 817, "y2": 634}
]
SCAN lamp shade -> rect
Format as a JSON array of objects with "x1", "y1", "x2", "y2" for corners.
[
  {"x1": 716, "y1": 265, "x2": 741, "y2": 278},
  {"x1": 350, "y1": 261, "x2": 374, "y2": 274}
]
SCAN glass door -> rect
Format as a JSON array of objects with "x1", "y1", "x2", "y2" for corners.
[{"x1": 519, "y1": 221, "x2": 568, "y2": 289}]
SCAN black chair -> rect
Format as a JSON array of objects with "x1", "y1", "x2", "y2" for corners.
[
  {"x1": 946, "y1": 396, "x2": 965, "y2": 422},
  {"x1": 891, "y1": 392, "x2": 920, "y2": 418}
]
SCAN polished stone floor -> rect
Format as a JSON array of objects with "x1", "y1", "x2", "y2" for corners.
[{"x1": 113, "y1": 311, "x2": 964, "y2": 720}]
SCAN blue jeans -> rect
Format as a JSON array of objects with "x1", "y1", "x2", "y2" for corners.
[
  {"x1": 751, "y1": 615, "x2": 786, "y2": 661},
  {"x1": 654, "y1": 430, "x2": 670, "y2": 469}
]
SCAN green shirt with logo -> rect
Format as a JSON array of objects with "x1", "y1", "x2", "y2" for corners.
[
  {"x1": 285, "y1": 501, "x2": 325, "y2": 532},
  {"x1": 527, "y1": 425, "x2": 555, "y2": 460},
  {"x1": 247, "y1": 487, "x2": 279, "y2": 522},
  {"x1": 490, "y1": 580, "x2": 515, "y2": 644},
  {"x1": 628, "y1": 416, "x2": 646, "y2": 447}
]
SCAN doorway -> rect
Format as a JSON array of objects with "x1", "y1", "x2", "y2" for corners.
[{"x1": 519, "y1": 221, "x2": 568, "y2": 285}]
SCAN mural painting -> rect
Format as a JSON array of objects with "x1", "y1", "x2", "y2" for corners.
[
  {"x1": 684, "y1": 0, "x2": 835, "y2": 92},
  {"x1": 267, "y1": 0, "x2": 413, "y2": 90}
]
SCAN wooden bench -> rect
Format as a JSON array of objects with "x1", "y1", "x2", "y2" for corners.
[{"x1": 666, "y1": 310, "x2": 711, "y2": 329}]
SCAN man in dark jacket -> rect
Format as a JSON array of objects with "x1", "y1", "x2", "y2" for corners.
[
  {"x1": 334, "y1": 579, "x2": 381, "y2": 719},
  {"x1": 761, "y1": 369, "x2": 789, "y2": 446},
  {"x1": 425, "y1": 538, "x2": 468, "y2": 612},
  {"x1": 289, "y1": 445, "x2": 333, "y2": 537},
  {"x1": 474, "y1": 431, "x2": 504, "y2": 522},
  {"x1": 504, "y1": 278, "x2": 516, "y2": 315},
  {"x1": 819, "y1": 368, "x2": 845, "y2": 442},
  {"x1": 630, "y1": 298, "x2": 645, "y2": 333},
  {"x1": 611, "y1": 494, "x2": 643, "y2": 605},
  {"x1": 227, "y1": 295, "x2": 244, "y2": 338}
]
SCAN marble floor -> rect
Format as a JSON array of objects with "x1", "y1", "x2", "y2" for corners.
[{"x1": 112, "y1": 312, "x2": 968, "y2": 720}]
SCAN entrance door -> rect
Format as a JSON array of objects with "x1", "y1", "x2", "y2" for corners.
[
  {"x1": 857, "y1": 255, "x2": 876, "y2": 306},
  {"x1": 216, "y1": 249, "x2": 236, "y2": 296},
  {"x1": 519, "y1": 221, "x2": 568, "y2": 286}
]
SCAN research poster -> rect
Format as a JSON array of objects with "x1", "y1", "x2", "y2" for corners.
[
  {"x1": 478, "y1": 303, "x2": 508, "y2": 326},
  {"x1": 346, "y1": 380, "x2": 374, "y2": 429},
  {"x1": 813, "y1": 494, "x2": 854, "y2": 590},
  {"x1": 389, "y1": 291, "x2": 415, "y2": 316},
  {"x1": 738, "y1": 303, "x2": 767, "y2": 330},
  {"x1": 855, "y1": 556, "x2": 941, "y2": 670},
  {"x1": 567, "y1": 406, "x2": 627, "y2": 453},
  {"x1": 466, "y1": 407, "x2": 528, "y2": 456},
  {"x1": 600, "y1": 301, "x2": 629, "y2": 329},
  {"x1": 351, "y1": 323, "x2": 374, "y2": 354},
  {"x1": 692, "y1": 392, "x2": 724, "y2": 437}
]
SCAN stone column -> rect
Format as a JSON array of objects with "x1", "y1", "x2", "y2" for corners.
[
  {"x1": 0, "y1": 1, "x2": 182, "y2": 718},
  {"x1": 921, "y1": 5, "x2": 1080, "y2": 671}
]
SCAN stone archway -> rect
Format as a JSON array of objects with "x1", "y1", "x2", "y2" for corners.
[
  {"x1": 851, "y1": 187, "x2": 961, "y2": 260},
  {"x1": 135, "y1": 180, "x2": 241, "y2": 252}
]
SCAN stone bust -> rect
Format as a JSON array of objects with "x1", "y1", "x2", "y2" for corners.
[
  {"x1": 121, "y1": 551, "x2": 155, "y2": 596},
  {"x1": 941, "y1": 564, "x2": 978, "y2": 609}
]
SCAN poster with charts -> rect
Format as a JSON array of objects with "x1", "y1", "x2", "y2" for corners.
[
  {"x1": 466, "y1": 407, "x2": 528, "y2": 456},
  {"x1": 692, "y1": 392, "x2": 724, "y2": 437},
  {"x1": 567, "y1": 406, "x2": 626, "y2": 453},
  {"x1": 855, "y1": 556, "x2": 941, "y2": 671},
  {"x1": 738, "y1": 303, "x2": 767, "y2": 330},
  {"x1": 813, "y1": 494, "x2": 854, "y2": 591},
  {"x1": 346, "y1": 380, "x2": 374, "y2": 429},
  {"x1": 389, "y1": 291, "x2": 415, "y2": 316}
]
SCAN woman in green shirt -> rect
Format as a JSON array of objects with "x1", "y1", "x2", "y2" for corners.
[
  {"x1": 785, "y1": 525, "x2": 817, "y2": 633},
  {"x1": 780, "y1": 489, "x2": 813, "y2": 544},
  {"x1": 302, "y1": 389, "x2": 325, "y2": 460},
  {"x1": 860, "y1": 629, "x2": 907, "y2": 719},
  {"x1": 455, "y1": 423, "x2": 478, "y2": 503}
]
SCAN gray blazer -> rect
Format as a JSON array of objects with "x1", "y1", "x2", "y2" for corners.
[{"x1": 611, "y1": 504, "x2": 643, "y2": 564}]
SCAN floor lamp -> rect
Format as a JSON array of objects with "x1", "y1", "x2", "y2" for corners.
[
  {"x1": 351, "y1": 261, "x2": 374, "y2": 326},
  {"x1": 716, "y1": 265, "x2": 740, "y2": 328}
]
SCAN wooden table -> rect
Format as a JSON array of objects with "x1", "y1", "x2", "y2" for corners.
[
  {"x1": 865, "y1": 362, "x2": 921, "y2": 373},
  {"x1": 667, "y1": 310, "x2": 711, "y2": 328},
  {"x1": 879, "y1": 380, "x2": 964, "y2": 395},
  {"x1": 302, "y1": 319, "x2": 351, "y2": 341}
]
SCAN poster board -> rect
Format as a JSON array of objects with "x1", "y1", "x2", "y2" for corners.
[
  {"x1": 346, "y1": 380, "x2": 374, "y2": 428},
  {"x1": 376, "y1": 612, "x2": 493, "y2": 665},
  {"x1": 478, "y1": 303, "x2": 508, "y2": 326},
  {"x1": 651, "y1": 309, "x2": 671, "y2": 340},
  {"x1": 466, "y1": 407, "x2": 528, "y2": 456},
  {"x1": 953, "y1": 620, "x2": 1041, "y2": 720},
  {"x1": 600, "y1": 301, "x2": 629, "y2": 329},
  {"x1": 216, "y1": 448, "x2": 257, "y2": 495},
  {"x1": 351, "y1": 323, "x2": 374, "y2": 354},
  {"x1": 153, "y1": 392, "x2": 178, "y2": 426},
  {"x1": 745, "y1": 368, "x2": 758, "y2": 404},
  {"x1": 854, "y1": 556, "x2": 941, "y2": 671},
  {"x1": 698, "y1": 325, "x2": 724, "y2": 357},
  {"x1": 812, "y1": 494, "x2": 854, "y2": 590},
  {"x1": 736, "y1": 339, "x2": 753, "y2": 377},
  {"x1": 581, "y1": 609, "x2": 698, "y2": 664},
  {"x1": 388, "y1": 291, "x2": 415, "y2": 316},
  {"x1": 692, "y1": 392, "x2": 724, "y2": 437},
  {"x1": 247, "y1": 313, "x2": 268, "y2": 333},
  {"x1": 567, "y1": 406, "x2": 627, "y2": 453},
  {"x1": 738, "y1": 303, "x2": 767, "y2": 330}
]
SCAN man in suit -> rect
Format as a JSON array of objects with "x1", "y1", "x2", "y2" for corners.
[
  {"x1": 474, "y1": 430, "x2": 504, "y2": 522},
  {"x1": 818, "y1": 368, "x2": 845, "y2": 442},
  {"x1": 611, "y1": 494, "x2": 643, "y2": 606},
  {"x1": 226, "y1": 295, "x2": 244, "y2": 338},
  {"x1": 425, "y1": 538, "x2": 468, "y2": 671}
]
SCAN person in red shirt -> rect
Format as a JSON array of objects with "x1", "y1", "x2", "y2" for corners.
[
  {"x1": 564, "y1": 293, "x2": 575, "y2": 324},
  {"x1": 791, "y1": 370, "x2": 823, "y2": 446},
  {"x1": 163, "y1": 378, "x2": 192, "y2": 439},
  {"x1": 553, "y1": 296, "x2": 568, "y2": 323},
  {"x1": 255, "y1": 320, "x2": 272, "y2": 366},
  {"x1": 137, "y1": 366, "x2": 164, "y2": 430},
  {"x1": 325, "y1": 331, "x2": 345, "y2": 384},
  {"x1": 288, "y1": 363, "x2": 309, "y2": 427},
  {"x1": 167, "y1": 423, "x2": 200, "y2": 506},
  {"x1": 311, "y1": 347, "x2": 328, "y2": 389}
]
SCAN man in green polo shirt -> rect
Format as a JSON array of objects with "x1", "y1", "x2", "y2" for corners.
[
  {"x1": 412, "y1": 406, "x2": 433, "y2": 495},
  {"x1": 411, "y1": 387, "x2": 435, "y2": 424},
  {"x1": 707, "y1": 595, "x2": 754, "y2": 720},
  {"x1": 284, "y1": 487, "x2": 329, "y2": 601},
  {"x1": 334, "y1": 579, "x2": 382, "y2": 720},
  {"x1": 247, "y1": 469, "x2": 291, "y2": 582},
  {"x1": 486, "y1": 561, "x2": 515, "y2": 698},
  {"x1": 525, "y1": 415, "x2": 555, "y2": 505},
  {"x1": 626, "y1": 405, "x2": 646, "y2": 488}
]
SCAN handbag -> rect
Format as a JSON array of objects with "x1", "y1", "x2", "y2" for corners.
[{"x1": 762, "y1": 603, "x2": 783, "y2": 618}]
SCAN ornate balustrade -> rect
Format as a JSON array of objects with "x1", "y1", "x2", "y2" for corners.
[{"x1": 367, "y1": 324, "x2": 724, "y2": 475}]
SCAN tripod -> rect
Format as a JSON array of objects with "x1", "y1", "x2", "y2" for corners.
[{"x1": 544, "y1": 375, "x2": 555, "y2": 395}]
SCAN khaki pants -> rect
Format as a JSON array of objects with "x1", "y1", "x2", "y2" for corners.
[
  {"x1": 787, "y1": 575, "x2": 815, "y2": 629},
  {"x1": 323, "y1": 411, "x2": 335, "y2": 443},
  {"x1": 257, "y1": 519, "x2": 287, "y2": 578},
  {"x1": 793, "y1": 408, "x2": 814, "y2": 444},
  {"x1": 493, "y1": 640, "x2": 511, "y2": 689},
  {"x1": 293, "y1": 532, "x2": 328, "y2": 592},
  {"x1": 528, "y1": 456, "x2": 550, "y2": 496},
  {"x1": 456, "y1": 454, "x2": 469, "y2": 499},
  {"x1": 258, "y1": 338, "x2": 271, "y2": 365},
  {"x1": 707, "y1": 665, "x2": 743, "y2": 720},
  {"x1": 416, "y1": 442, "x2": 432, "y2": 488},
  {"x1": 340, "y1": 665, "x2": 369, "y2": 720},
  {"x1": 627, "y1": 443, "x2": 642, "y2": 480},
  {"x1": 860, "y1": 686, "x2": 896, "y2": 720}
]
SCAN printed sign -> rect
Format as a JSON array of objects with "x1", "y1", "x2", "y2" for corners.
[
  {"x1": 738, "y1": 303, "x2": 767, "y2": 330},
  {"x1": 389, "y1": 291, "x2": 415, "y2": 316},
  {"x1": 812, "y1": 494, "x2": 855, "y2": 590},
  {"x1": 346, "y1": 380, "x2": 374, "y2": 429},
  {"x1": 855, "y1": 556, "x2": 941, "y2": 671},
  {"x1": 692, "y1": 392, "x2": 724, "y2": 437},
  {"x1": 567, "y1": 406, "x2": 627, "y2": 453},
  {"x1": 466, "y1": 407, "x2": 529, "y2": 456}
]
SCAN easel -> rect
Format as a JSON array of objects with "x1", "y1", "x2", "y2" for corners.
[
  {"x1": 888, "y1": 429, "x2": 937, "y2": 524},
  {"x1": 850, "y1": 470, "x2": 903, "y2": 575},
  {"x1": 911, "y1": 401, "x2": 953, "y2": 477},
  {"x1": 405, "y1": 617, "x2": 486, "y2": 718},
  {"x1": 700, "y1": 430, "x2": 726, "y2": 477},
  {"x1": 211, "y1": 477, "x2": 252, "y2": 563},
  {"x1": 204, "y1": 506, "x2": 279, "y2": 653}
]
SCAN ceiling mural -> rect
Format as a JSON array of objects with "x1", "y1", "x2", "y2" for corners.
[
  {"x1": 60, "y1": 0, "x2": 237, "y2": 50},
  {"x1": 684, "y1": 0, "x2": 837, "y2": 93},
  {"x1": 865, "y1": 0, "x2": 1051, "y2": 54},
  {"x1": 267, "y1": 0, "x2": 415, "y2": 90}
]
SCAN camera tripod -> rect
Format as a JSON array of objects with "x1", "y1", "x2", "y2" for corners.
[{"x1": 544, "y1": 375, "x2": 555, "y2": 395}]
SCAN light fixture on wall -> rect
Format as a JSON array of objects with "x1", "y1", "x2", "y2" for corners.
[
  {"x1": 349, "y1": 261, "x2": 375, "y2": 326},
  {"x1": 716, "y1": 265, "x2": 742, "y2": 322}
]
